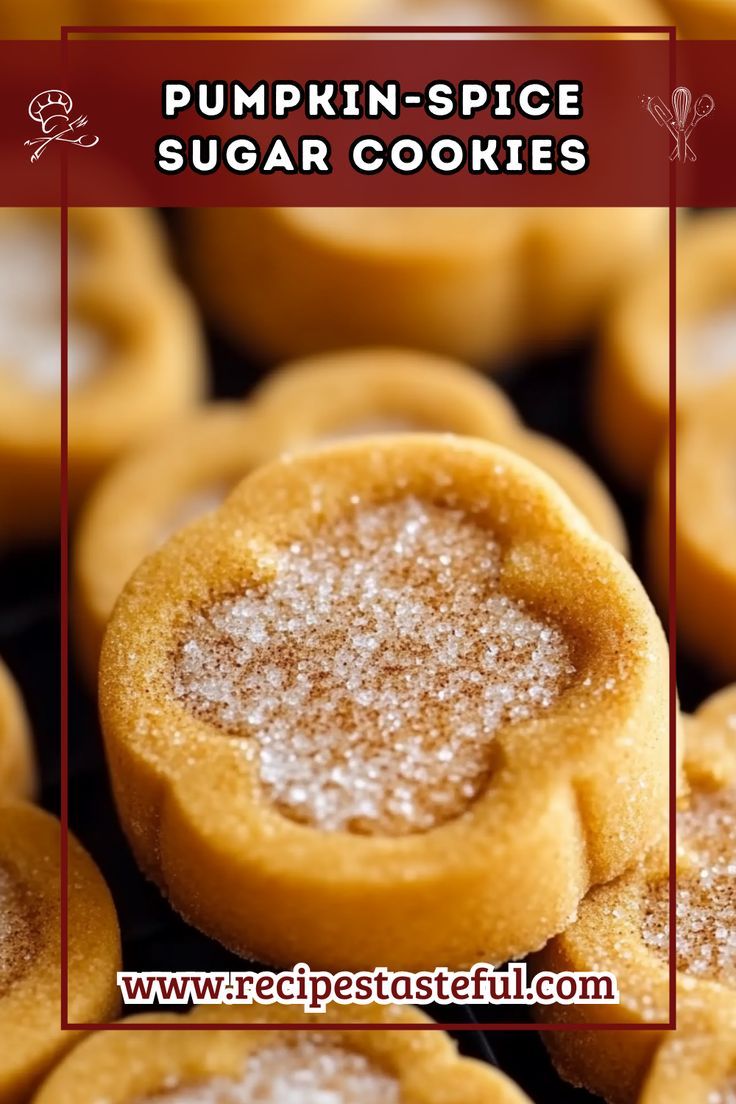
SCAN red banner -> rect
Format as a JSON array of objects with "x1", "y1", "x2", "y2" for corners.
[{"x1": 1, "y1": 35, "x2": 733, "y2": 206}]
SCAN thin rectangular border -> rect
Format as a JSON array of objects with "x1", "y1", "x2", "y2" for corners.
[{"x1": 59, "y1": 22, "x2": 678, "y2": 1033}]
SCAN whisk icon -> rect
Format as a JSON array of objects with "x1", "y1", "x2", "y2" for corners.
[{"x1": 644, "y1": 86, "x2": 715, "y2": 163}]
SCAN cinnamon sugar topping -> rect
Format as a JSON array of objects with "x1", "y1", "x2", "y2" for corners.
[
  {"x1": 174, "y1": 496, "x2": 573, "y2": 836},
  {"x1": 642, "y1": 787, "x2": 736, "y2": 984},
  {"x1": 133, "y1": 1039, "x2": 399, "y2": 1104}
]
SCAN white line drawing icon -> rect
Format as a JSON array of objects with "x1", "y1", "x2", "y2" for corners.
[
  {"x1": 643, "y1": 86, "x2": 715, "y2": 163},
  {"x1": 25, "y1": 90, "x2": 99, "y2": 163}
]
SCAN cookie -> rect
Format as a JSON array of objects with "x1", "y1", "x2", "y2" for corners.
[
  {"x1": 640, "y1": 1018, "x2": 736, "y2": 1104},
  {"x1": 185, "y1": 200, "x2": 665, "y2": 368},
  {"x1": 31, "y1": 1003, "x2": 532, "y2": 1104},
  {"x1": 533, "y1": 685, "x2": 736, "y2": 1104},
  {"x1": 0, "y1": 659, "x2": 36, "y2": 801},
  {"x1": 100, "y1": 436, "x2": 668, "y2": 971},
  {"x1": 0, "y1": 207, "x2": 206, "y2": 544},
  {"x1": 0, "y1": 801, "x2": 121, "y2": 1104},
  {"x1": 73, "y1": 403, "x2": 274, "y2": 687},
  {"x1": 648, "y1": 376, "x2": 736, "y2": 679},
  {"x1": 593, "y1": 210, "x2": 736, "y2": 488},
  {"x1": 74, "y1": 350, "x2": 627, "y2": 688},
  {"x1": 254, "y1": 349, "x2": 627, "y2": 553},
  {"x1": 658, "y1": 0, "x2": 736, "y2": 36}
]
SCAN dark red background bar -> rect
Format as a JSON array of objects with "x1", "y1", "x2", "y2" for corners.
[{"x1": 6, "y1": 37, "x2": 734, "y2": 206}]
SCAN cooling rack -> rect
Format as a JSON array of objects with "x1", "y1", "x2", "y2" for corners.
[{"x1": 1, "y1": 242, "x2": 710, "y2": 1102}]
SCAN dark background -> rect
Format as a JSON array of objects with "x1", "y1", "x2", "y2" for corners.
[{"x1": 0, "y1": 243, "x2": 706, "y2": 1100}]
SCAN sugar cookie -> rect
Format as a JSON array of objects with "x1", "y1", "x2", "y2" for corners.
[
  {"x1": 74, "y1": 350, "x2": 626, "y2": 688},
  {"x1": 639, "y1": 1018, "x2": 736, "y2": 1104},
  {"x1": 594, "y1": 210, "x2": 736, "y2": 488},
  {"x1": 100, "y1": 436, "x2": 667, "y2": 971},
  {"x1": 648, "y1": 376, "x2": 736, "y2": 679},
  {"x1": 96, "y1": 0, "x2": 352, "y2": 27},
  {"x1": 0, "y1": 1, "x2": 78, "y2": 37},
  {"x1": 31, "y1": 1003, "x2": 532, "y2": 1104},
  {"x1": 254, "y1": 349, "x2": 627, "y2": 554},
  {"x1": 659, "y1": 0, "x2": 736, "y2": 37},
  {"x1": 0, "y1": 801, "x2": 121, "y2": 1104},
  {"x1": 0, "y1": 207, "x2": 206, "y2": 544},
  {"x1": 364, "y1": 0, "x2": 664, "y2": 26},
  {"x1": 533, "y1": 684, "x2": 736, "y2": 1104},
  {"x1": 0, "y1": 659, "x2": 36, "y2": 801},
  {"x1": 73, "y1": 404, "x2": 274, "y2": 687},
  {"x1": 185, "y1": 200, "x2": 664, "y2": 368}
]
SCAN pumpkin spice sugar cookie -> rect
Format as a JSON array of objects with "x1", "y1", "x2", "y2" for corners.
[
  {"x1": 0, "y1": 207, "x2": 206, "y2": 544},
  {"x1": 0, "y1": 658, "x2": 36, "y2": 801},
  {"x1": 100, "y1": 436, "x2": 667, "y2": 971},
  {"x1": 75, "y1": 349, "x2": 626, "y2": 688},
  {"x1": 639, "y1": 1018, "x2": 736, "y2": 1104},
  {"x1": 31, "y1": 1004, "x2": 533, "y2": 1104},
  {"x1": 594, "y1": 209, "x2": 736, "y2": 489},
  {"x1": 648, "y1": 377, "x2": 736, "y2": 679},
  {"x1": 185, "y1": 201, "x2": 664, "y2": 368},
  {"x1": 0, "y1": 801, "x2": 121, "y2": 1104},
  {"x1": 73, "y1": 403, "x2": 275, "y2": 687},
  {"x1": 254, "y1": 348, "x2": 627, "y2": 554},
  {"x1": 533, "y1": 684, "x2": 736, "y2": 1104}
]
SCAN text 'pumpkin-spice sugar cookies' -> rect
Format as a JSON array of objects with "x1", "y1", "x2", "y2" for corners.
[
  {"x1": 0, "y1": 658, "x2": 36, "y2": 801},
  {"x1": 100, "y1": 435, "x2": 668, "y2": 971},
  {"x1": 73, "y1": 403, "x2": 276, "y2": 688},
  {"x1": 0, "y1": 801, "x2": 121, "y2": 1104},
  {"x1": 648, "y1": 377, "x2": 736, "y2": 679},
  {"x1": 0, "y1": 207, "x2": 206, "y2": 545},
  {"x1": 30, "y1": 1004, "x2": 533, "y2": 1104},
  {"x1": 532, "y1": 684, "x2": 736, "y2": 1104},
  {"x1": 254, "y1": 348, "x2": 628, "y2": 554},
  {"x1": 593, "y1": 209, "x2": 736, "y2": 489},
  {"x1": 639, "y1": 1018, "x2": 736, "y2": 1104}
]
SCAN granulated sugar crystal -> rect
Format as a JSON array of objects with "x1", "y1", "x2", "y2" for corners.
[
  {"x1": 133, "y1": 1039, "x2": 399, "y2": 1103},
  {"x1": 174, "y1": 496, "x2": 574, "y2": 835},
  {"x1": 0, "y1": 863, "x2": 35, "y2": 997},
  {"x1": 641, "y1": 787, "x2": 736, "y2": 984}
]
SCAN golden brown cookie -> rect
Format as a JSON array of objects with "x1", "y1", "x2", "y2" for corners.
[
  {"x1": 639, "y1": 1018, "x2": 736, "y2": 1104},
  {"x1": 185, "y1": 201, "x2": 664, "y2": 368},
  {"x1": 0, "y1": 0, "x2": 78, "y2": 36},
  {"x1": 254, "y1": 349, "x2": 627, "y2": 553},
  {"x1": 73, "y1": 403, "x2": 274, "y2": 688},
  {"x1": 31, "y1": 1003, "x2": 532, "y2": 1104},
  {"x1": 533, "y1": 685, "x2": 736, "y2": 1104},
  {"x1": 648, "y1": 376, "x2": 736, "y2": 679},
  {"x1": 0, "y1": 659, "x2": 36, "y2": 801},
  {"x1": 594, "y1": 210, "x2": 736, "y2": 489},
  {"x1": 659, "y1": 0, "x2": 736, "y2": 36},
  {"x1": 74, "y1": 350, "x2": 627, "y2": 689},
  {"x1": 91, "y1": 0, "x2": 353, "y2": 30},
  {"x1": 100, "y1": 435, "x2": 667, "y2": 971},
  {"x1": 0, "y1": 801, "x2": 121, "y2": 1104},
  {"x1": 0, "y1": 207, "x2": 206, "y2": 544}
]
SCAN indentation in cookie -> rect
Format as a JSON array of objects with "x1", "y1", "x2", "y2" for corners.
[
  {"x1": 641, "y1": 787, "x2": 736, "y2": 984},
  {"x1": 0, "y1": 862, "x2": 39, "y2": 997},
  {"x1": 690, "y1": 304, "x2": 736, "y2": 383},
  {"x1": 174, "y1": 496, "x2": 574, "y2": 836},
  {"x1": 131, "y1": 1039, "x2": 399, "y2": 1103},
  {"x1": 0, "y1": 219, "x2": 104, "y2": 392}
]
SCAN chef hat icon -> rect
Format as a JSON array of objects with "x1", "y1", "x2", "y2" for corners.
[{"x1": 28, "y1": 90, "x2": 73, "y2": 133}]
